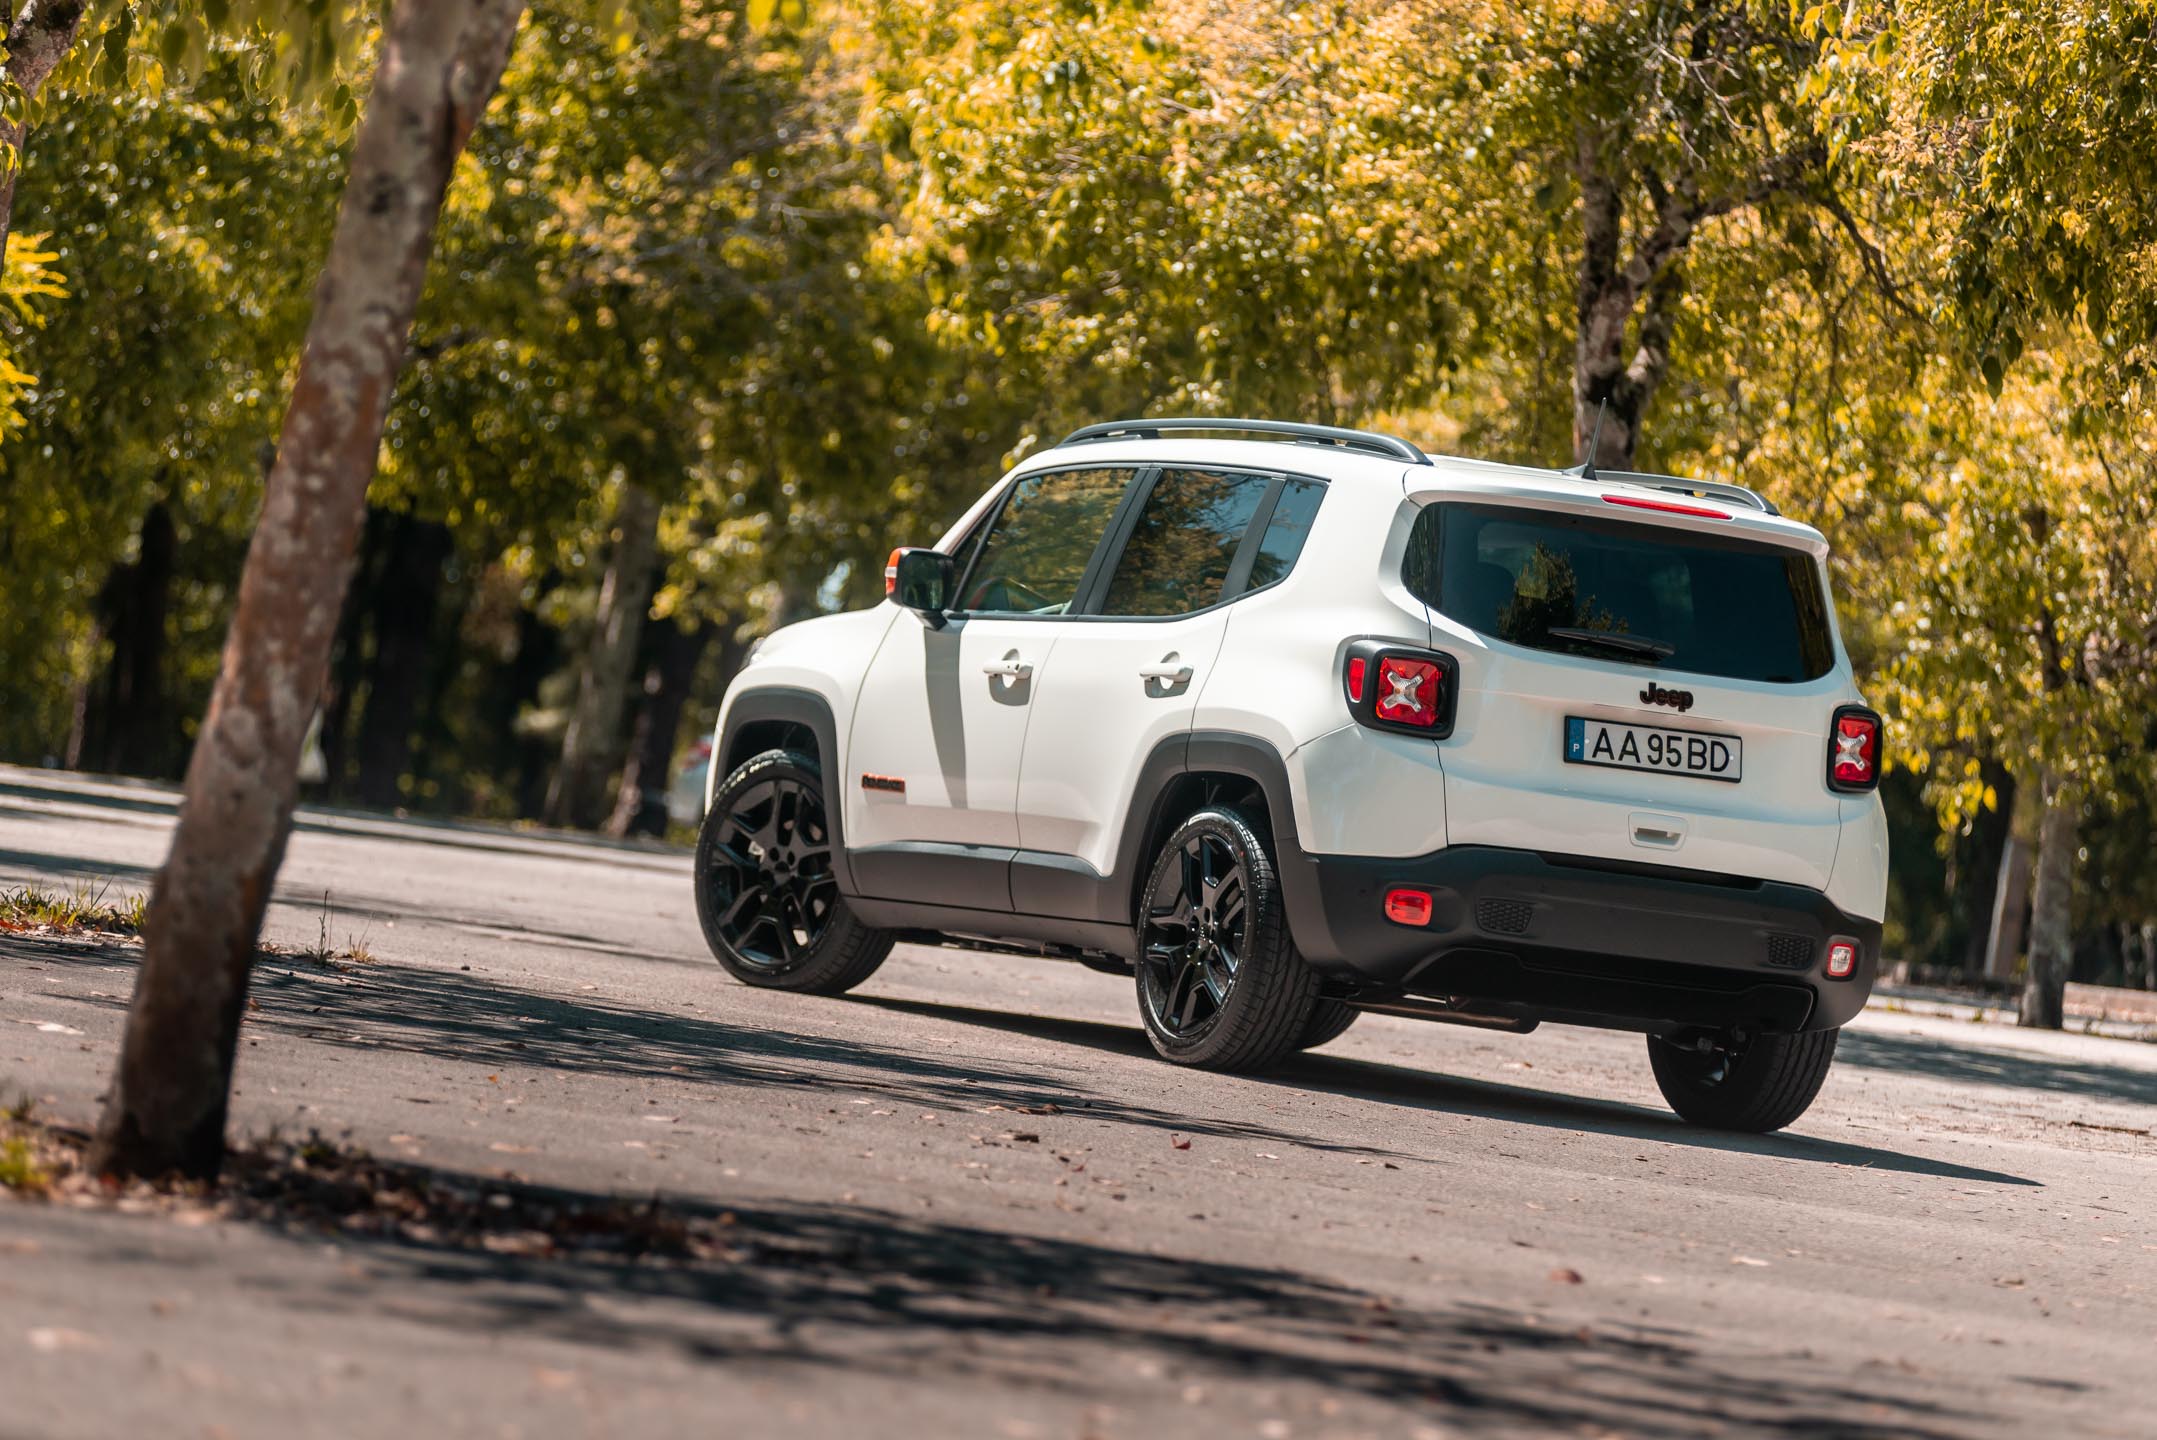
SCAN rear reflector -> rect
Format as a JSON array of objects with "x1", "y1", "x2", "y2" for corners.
[
  {"x1": 1603, "y1": 493, "x2": 1731, "y2": 520},
  {"x1": 1827, "y1": 705, "x2": 1883, "y2": 792},
  {"x1": 1825, "y1": 938, "x2": 1859, "y2": 980},
  {"x1": 1384, "y1": 888, "x2": 1433, "y2": 927},
  {"x1": 1344, "y1": 655, "x2": 1368, "y2": 704}
]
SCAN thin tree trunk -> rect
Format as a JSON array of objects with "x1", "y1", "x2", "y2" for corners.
[
  {"x1": 605, "y1": 618, "x2": 716, "y2": 837},
  {"x1": 0, "y1": 0, "x2": 88, "y2": 265},
  {"x1": 2019, "y1": 770, "x2": 2077, "y2": 1029},
  {"x1": 1982, "y1": 832, "x2": 2033, "y2": 983},
  {"x1": 545, "y1": 484, "x2": 661, "y2": 830},
  {"x1": 90, "y1": 0, "x2": 528, "y2": 1182},
  {"x1": 1959, "y1": 761, "x2": 2016, "y2": 975}
]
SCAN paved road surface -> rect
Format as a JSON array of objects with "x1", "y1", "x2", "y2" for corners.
[{"x1": 2, "y1": 764, "x2": 2153, "y2": 1439}]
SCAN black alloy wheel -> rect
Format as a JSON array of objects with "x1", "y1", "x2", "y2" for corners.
[
  {"x1": 695, "y1": 749, "x2": 892, "y2": 993},
  {"x1": 1134, "y1": 807, "x2": 1317, "y2": 1072},
  {"x1": 1140, "y1": 829, "x2": 1250, "y2": 1043},
  {"x1": 1646, "y1": 1026, "x2": 1840, "y2": 1133}
]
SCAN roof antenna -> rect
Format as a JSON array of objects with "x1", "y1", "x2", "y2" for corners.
[{"x1": 1564, "y1": 398, "x2": 1608, "y2": 481}]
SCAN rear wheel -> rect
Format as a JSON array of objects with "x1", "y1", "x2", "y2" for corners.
[
  {"x1": 694, "y1": 749, "x2": 892, "y2": 994},
  {"x1": 1647, "y1": 1028, "x2": 1839, "y2": 1132},
  {"x1": 1296, "y1": 998, "x2": 1360, "y2": 1051},
  {"x1": 1135, "y1": 808, "x2": 1318, "y2": 1072}
]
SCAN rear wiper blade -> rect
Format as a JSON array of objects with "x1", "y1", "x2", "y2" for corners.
[{"x1": 1546, "y1": 626, "x2": 1676, "y2": 661}]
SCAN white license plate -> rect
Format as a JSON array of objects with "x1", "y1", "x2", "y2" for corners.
[{"x1": 1564, "y1": 716, "x2": 1741, "y2": 783}]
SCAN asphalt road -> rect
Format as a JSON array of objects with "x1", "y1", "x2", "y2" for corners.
[{"x1": 2, "y1": 763, "x2": 2153, "y2": 1440}]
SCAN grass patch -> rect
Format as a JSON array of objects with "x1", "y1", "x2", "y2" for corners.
[{"x1": 0, "y1": 881, "x2": 147, "y2": 937}]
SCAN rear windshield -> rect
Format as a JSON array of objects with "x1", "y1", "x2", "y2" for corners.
[{"x1": 1403, "y1": 502, "x2": 1835, "y2": 683}]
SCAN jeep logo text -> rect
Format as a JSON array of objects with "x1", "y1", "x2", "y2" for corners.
[{"x1": 1639, "y1": 683, "x2": 1694, "y2": 713}]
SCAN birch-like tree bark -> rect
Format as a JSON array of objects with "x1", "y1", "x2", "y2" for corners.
[
  {"x1": 90, "y1": 0, "x2": 529, "y2": 1181},
  {"x1": 2019, "y1": 769, "x2": 2078, "y2": 1030},
  {"x1": 546, "y1": 482, "x2": 661, "y2": 830}
]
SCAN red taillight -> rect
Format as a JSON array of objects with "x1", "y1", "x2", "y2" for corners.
[
  {"x1": 1603, "y1": 493, "x2": 1731, "y2": 520},
  {"x1": 1825, "y1": 938, "x2": 1859, "y2": 980},
  {"x1": 1828, "y1": 706, "x2": 1881, "y2": 792},
  {"x1": 1344, "y1": 655, "x2": 1368, "y2": 704},
  {"x1": 884, "y1": 548, "x2": 903, "y2": 596},
  {"x1": 1374, "y1": 655, "x2": 1443, "y2": 728},
  {"x1": 1384, "y1": 888, "x2": 1433, "y2": 926}
]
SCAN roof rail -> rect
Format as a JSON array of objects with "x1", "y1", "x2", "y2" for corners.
[
  {"x1": 1595, "y1": 469, "x2": 1780, "y2": 516},
  {"x1": 1059, "y1": 417, "x2": 1431, "y2": 466}
]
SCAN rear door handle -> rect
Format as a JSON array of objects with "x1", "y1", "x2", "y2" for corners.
[
  {"x1": 982, "y1": 654, "x2": 1033, "y2": 680},
  {"x1": 1137, "y1": 654, "x2": 1194, "y2": 686}
]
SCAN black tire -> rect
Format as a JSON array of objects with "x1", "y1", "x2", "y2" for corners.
[
  {"x1": 694, "y1": 749, "x2": 892, "y2": 994},
  {"x1": 1297, "y1": 998, "x2": 1360, "y2": 1051},
  {"x1": 1134, "y1": 808, "x2": 1318, "y2": 1072},
  {"x1": 1647, "y1": 1028, "x2": 1839, "y2": 1132}
]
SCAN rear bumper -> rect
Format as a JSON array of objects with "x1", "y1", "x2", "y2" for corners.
[{"x1": 1284, "y1": 844, "x2": 1880, "y2": 1034}]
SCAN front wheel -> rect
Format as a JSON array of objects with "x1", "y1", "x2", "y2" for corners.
[
  {"x1": 1647, "y1": 1028, "x2": 1839, "y2": 1132},
  {"x1": 694, "y1": 749, "x2": 892, "y2": 994},
  {"x1": 1135, "y1": 808, "x2": 1318, "y2": 1072}
]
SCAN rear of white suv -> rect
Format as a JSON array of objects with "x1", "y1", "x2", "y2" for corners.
[{"x1": 692, "y1": 420, "x2": 1887, "y2": 1133}]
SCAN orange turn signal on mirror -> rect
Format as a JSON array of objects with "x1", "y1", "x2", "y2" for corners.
[
  {"x1": 884, "y1": 548, "x2": 903, "y2": 596},
  {"x1": 1384, "y1": 887, "x2": 1433, "y2": 927}
]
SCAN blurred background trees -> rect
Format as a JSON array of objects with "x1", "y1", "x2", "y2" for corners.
[{"x1": 1, "y1": 0, "x2": 2153, "y2": 1017}]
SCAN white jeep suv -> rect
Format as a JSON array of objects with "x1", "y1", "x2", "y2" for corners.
[{"x1": 694, "y1": 418, "x2": 1888, "y2": 1132}]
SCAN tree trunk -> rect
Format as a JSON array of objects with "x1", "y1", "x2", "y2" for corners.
[
  {"x1": 1982, "y1": 832, "x2": 2033, "y2": 983},
  {"x1": 1959, "y1": 761, "x2": 2017, "y2": 976},
  {"x1": 89, "y1": 0, "x2": 528, "y2": 1183},
  {"x1": 545, "y1": 484, "x2": 661, "y2": 830},
  {"x1": 0, "y1": 0, "x2": 88, "y2": 265},
  {"x1": 2019, "y1": 769, "x2": 2077, "y2": 1029},
  {"x1": 353, "y1": 512, "x2": 455, "y2": 809},
  {"x1": 77, "y1": 501, "x2": 178, "y2": 778},
  {"x1": 605, "y1": 618, "x2": 716, "y2": 838}
]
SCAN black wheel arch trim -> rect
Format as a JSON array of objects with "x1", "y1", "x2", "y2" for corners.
[{"x1": 717, "y1": 686, "x2": 856, "y2": 895}]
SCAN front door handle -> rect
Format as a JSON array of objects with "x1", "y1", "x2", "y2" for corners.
[
  {"x1": 982, "y1": 653, "x2": 1033, "y2": 680},
  {"x1": 1137, "y1": 653, "x2": 1194, "y2": 686}
]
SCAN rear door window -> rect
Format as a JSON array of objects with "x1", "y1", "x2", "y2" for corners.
[
  {"x1": 958, "y1": 467, "x2": 1136, "y2": 615},
  {"x1": 1405, "y1": 502, "x2": 1834, "y2": 683},
  {"x1": 1099, "y1": 467, "x2": 1274, "y2": 617}
]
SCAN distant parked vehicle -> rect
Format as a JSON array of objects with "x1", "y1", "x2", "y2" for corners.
[
  {"x1": 691, "y1": 417, "x2": 1889, "y2": 1133},
  {"x1": 667, "y1": 736, "x2": 714, "y2": 829}
]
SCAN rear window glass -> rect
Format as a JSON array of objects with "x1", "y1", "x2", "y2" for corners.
[{"x1": 1404, "y1": 502, "x2": 1835, "y2": 684}]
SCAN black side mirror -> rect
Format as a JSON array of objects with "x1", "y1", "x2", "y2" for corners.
[{"x1": 890, "y1": 547, "x2": 955, "y2": 624}]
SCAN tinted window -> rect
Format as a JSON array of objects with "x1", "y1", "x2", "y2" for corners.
[
  {"x1": 1405, "y1": 502, "x2": 1834, "y2": 683},
  {"x1": 1243, "y1": 478, "x2": 1325, "y2": 591},
  {"x1": 959, "y1": 467, "x2": 1133, "y2": 615},
  {"x1": 1101, "y1": 468, "x2": 1273, "y2": 616}
]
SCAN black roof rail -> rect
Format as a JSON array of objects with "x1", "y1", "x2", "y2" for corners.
[
  {"x1": 1595, "y1": 469, "x2": 1780, "y2": 516},
  {"x1": 1059, "y1": 416, "x2": 1431, "y2": 466}
]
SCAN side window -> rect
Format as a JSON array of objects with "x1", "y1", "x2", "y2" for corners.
[
  {"x1": 1100, "y1": 467, "x2": 1274, "y2": 617},
  {"x1": 1241, "y1": 478, "x2": 1326, "y2": 591},
  {"x1": 959, "y1": 467, "x2": 1134, "y2": 615},
  {"x1": 1403, "y1": 503, "x2": 1441, "y2": 607}
]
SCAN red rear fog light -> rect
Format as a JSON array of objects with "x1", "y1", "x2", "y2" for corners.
[
  {"x1": 1825, "y1": 939, "x2": 1859, "y2": 980},
  {"x1": 1384, "y1": 888, "x2": 1433, "y2": 927},
  {"x1": 1344, "y1": 655, "x2": 1368, "y2": 704}
]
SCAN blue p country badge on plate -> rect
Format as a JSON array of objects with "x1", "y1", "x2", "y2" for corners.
[{"x1": 1565, "y1": 716, "x2": 1586, "y2": 760}]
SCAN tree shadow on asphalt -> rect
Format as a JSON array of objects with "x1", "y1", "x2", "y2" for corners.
[
  {"x1": 852, "y1": 998, "x2": 2044, "y2": 1187},
  {"x1": 1835, "y1": 1027, "x2": 2157, "y2": 1108},
  {"x1": 227, "y1": 1162, "x2": 1973, "y2": 1439}
]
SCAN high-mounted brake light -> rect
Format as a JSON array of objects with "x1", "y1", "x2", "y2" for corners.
[
  {"x1": 884, "y1": 548, "x2": 903, "y2": 596},
  {"x1": 1602, "y1": 493, "x2": 1731, "y2": 520},
  {"x1": 1825, "y1": 938, "x2": 1860, "y2": 980},
  {"x1": 1827, "y1": 705, "x2": 1882, "y2": 793},
  {"x1": 1342, "y1": 640, "x2": 1458, "y2": 738}
]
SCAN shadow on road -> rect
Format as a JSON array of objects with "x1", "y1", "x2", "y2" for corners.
[
  {"x1": 210, "y1": 1163, "x2": 1972, "y2": 1439},
  {"x1": 1836, "y1": 1027, "x2": 2157, "y2": 1108},
  {"x1": 854, "y1": 996, "x2": 2042, "y2": 1187}
]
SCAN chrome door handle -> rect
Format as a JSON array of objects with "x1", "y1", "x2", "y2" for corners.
[
  {"x1": 1137, "y1": 661, "x2": 1194, "y2": 685},
  {"x1": 982, "y1": 655, "x2": 1033, "y2": 679}
]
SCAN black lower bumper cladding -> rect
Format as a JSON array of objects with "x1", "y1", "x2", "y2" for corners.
[{"x1": 1288, "y1": 844, "x2": 1881, "y2": 1034}]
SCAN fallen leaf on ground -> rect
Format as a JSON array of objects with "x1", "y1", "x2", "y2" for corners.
[
  {"x1": 27, "y1": 1327, "x2": 102, "y2": 1353},
  {"x1": 1548, "y1": 1267, "x2": 1584, "y2": 1284},
  {"x1": 1171, "y1": 1134, "x2": 1191, "y2": 1150},
  {"x1": 1731, "y1": 1256, "x2": 1771, "y2": 1267}
]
